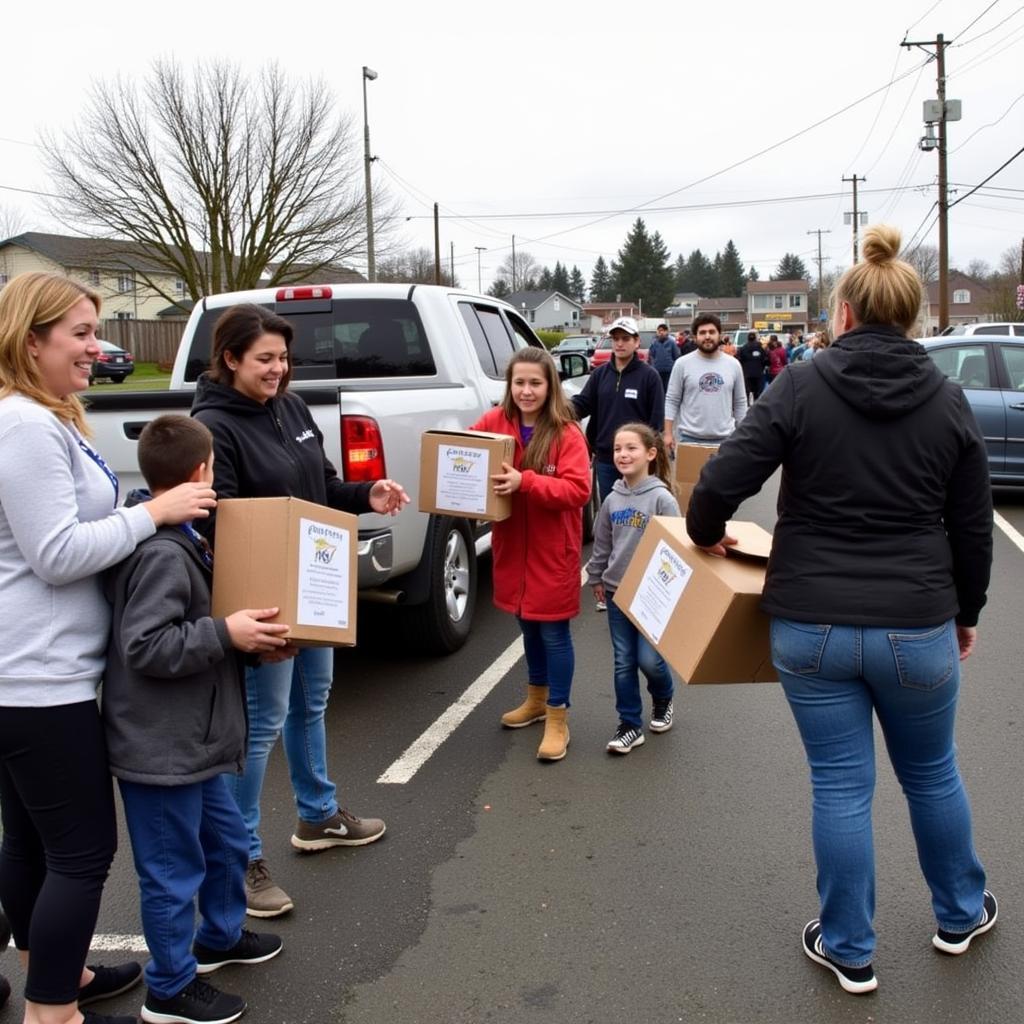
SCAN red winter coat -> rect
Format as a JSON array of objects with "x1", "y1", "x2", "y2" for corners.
[{"x1": 470, "y1": 408, "x2": 591, "y2": 621}]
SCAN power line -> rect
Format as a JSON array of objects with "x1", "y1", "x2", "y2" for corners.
[
  {"x1": 948, "y1": 144, "x2": 1024, "y2": 208},
  {"x1": 952, "y1": 0, "x2": 1004, "y2": 40},
  {"x1": 950, "y1": 89, "x2": 1024, "y2": 153},
  {"x1": 955, "y1": 3, "x2": 1024, "y2": 45},
  {"x1": 405, "y1": 184, "x2": 935, "y2": 222},
  {"x1": 904, "y1": 0, "x2": 947, "y2": 35},
  {"x1": 0, "y1": 182, "x2": 61, "y2": 199}
]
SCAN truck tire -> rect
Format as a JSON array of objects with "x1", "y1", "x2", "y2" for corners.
[
  {"x1": 403, "y1": 516, "x2": 477, "y2": 654},
  {"x1": 581, "y1": 461, "x2": 600, "y2": 543}
]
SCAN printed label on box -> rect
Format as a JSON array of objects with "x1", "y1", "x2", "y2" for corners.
[
  {"x1": 296, "y1": 518, "x2": 350, "y2": 629},
  {"x1": 628, "y1": 540, "x2": 693, "y2": 643},
  {"x1": 435, "y1": 444, "x2": 490, "y2": 515}
]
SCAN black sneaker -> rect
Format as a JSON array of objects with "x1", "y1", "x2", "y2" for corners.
[
  {"x1": 79, "y1": 961, "x2": 144, "y2": 1006},
  {"x1": 606, "y1": 723, "x2": 645, "y2": 754},
  {"x1": 802, "y1": 919, "x2": 877, "y2": 994},
  {"x1": 141, "y1": 977, "x2": 245, "y2": 1024},
  {"x1": 650, "y1": 699, "x2": 674, "y2": 733},
  {"x1": 193, "y1": 928, "x2": 283, "y2": 975},
  {"x1": 933, "y1": 890, "x2": 998, "y2": 954}
]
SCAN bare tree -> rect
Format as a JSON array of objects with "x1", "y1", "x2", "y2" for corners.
[
  {"x1": 376, "y1": 246, "x2": 458, "y2": 287},
  {"x1": 964, "y1": 258, "x2": 991, "y2": 280},
  {"x1": 984, "y1": 245, "x2": 1024, "y2": 320},
  {"x1": 905, "y1": 244, "x2": 940, "y2": 283},
  {"x1": 44, "y1": 60, "x2": 393, "y2": 301},
  {"x1": 0, "y1": 203, "x2": 28, "y2": 241},
  {"x1": 494, "y1": 251, "x2": 540, "y2": 292}
]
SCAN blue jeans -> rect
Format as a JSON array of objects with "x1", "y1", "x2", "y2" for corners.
[
  {"x1": 517, "y1": 617, "x2": 574, "y2": 707},
  {"x1": 119, "y1": 776, "x2": 247, "y2": 999},
  {"x1": 231, "y1": 647, "x2": 338, "y2": 860},
  {"x1": 772, "y1": 618, "x2": 986, "y2": 967},
  {"x1": 595, "y1": 459, "x2": 620, "y2": 503},
  {"x1": 606, "y1": 598, "x2": 674, "y2": 728}
]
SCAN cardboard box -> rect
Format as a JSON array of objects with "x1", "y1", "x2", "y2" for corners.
[
  {"x1": 418, "y1": 430, "x2": 516, "y2": 522},
  {"x1": 212, "y1": 497, "x2": 357, "y2": 647},
  {"x1": 674, "y1": 443, "x2": 719, "y2": 511},
  {"x1": 613, "y1": 517, "x2": 777, "y2": 684}
]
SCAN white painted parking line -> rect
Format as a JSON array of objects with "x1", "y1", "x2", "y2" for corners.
[
  {"x1": 994, "y1": 511, "x2": 1024, "y2": 555},
  {"x1": 377, "y1": 636, "x2": 525, "y2": 785}
]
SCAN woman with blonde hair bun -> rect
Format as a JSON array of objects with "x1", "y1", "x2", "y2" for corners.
[
  {"x1": 684, "y1": 225, "x2": 994, "y2": 994},
  {"x1": 0, "y1": 272, "x2": 216, "y2": 1024}
]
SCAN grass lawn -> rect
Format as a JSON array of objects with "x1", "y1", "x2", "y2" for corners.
[{"x1": 87, "y1": 362, "x2": 173, "y2": 393}]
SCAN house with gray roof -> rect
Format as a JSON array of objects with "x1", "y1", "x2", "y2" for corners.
[{"x1": 505, "y1": 290, "x2": 583, "y2": 331}]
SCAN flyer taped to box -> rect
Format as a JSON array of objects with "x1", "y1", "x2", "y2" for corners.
[{"x1": 419, "y1": 430, "x2": 516, "y2": 522}]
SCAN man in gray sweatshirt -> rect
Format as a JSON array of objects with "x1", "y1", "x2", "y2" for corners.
[{"x1": 663, "y1": 313, "x2": 747, "y2": 452}]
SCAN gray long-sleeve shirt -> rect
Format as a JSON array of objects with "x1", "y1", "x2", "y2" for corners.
[
  {"x1": 0, "y1": 394, "x2": 154, "y2": 706},
  {"x1": 664, "y1": 350, "x2": 748, "y2": 441}
]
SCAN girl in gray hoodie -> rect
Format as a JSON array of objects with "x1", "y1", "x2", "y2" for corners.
[{"x1": 587, "y1": 423, "x2": 681, "y2": 754}]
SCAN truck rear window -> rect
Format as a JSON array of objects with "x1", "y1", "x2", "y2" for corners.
[{"x1": 184, "y1": 298, "x2": 436, "y2": 382}]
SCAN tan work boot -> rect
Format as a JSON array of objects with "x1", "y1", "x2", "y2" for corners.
[
  {"x1": 537, "y1": 705, "x2": 569, "y2": 761},
  {"x1": 501, "y1": 684, "x2": 549, "y2": 728}
]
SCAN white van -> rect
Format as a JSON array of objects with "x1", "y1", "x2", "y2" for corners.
[{"x1": 939, "y1": 322, "x2": 1024, "y2": 337}]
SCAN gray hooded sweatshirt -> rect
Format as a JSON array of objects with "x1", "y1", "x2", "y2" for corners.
[{"x1": 586, "y1": 475, "x2": 681, "y2": 593}]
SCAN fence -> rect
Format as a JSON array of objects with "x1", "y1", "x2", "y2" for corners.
[{"x1": 100, "y1": 319, "x2": 186, "y2": 367}]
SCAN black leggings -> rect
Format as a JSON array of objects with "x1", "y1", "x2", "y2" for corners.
[{"x1": 0, "y1": 700, "x2": 117, "y2": 1004}]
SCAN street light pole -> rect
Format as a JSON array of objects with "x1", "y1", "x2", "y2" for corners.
[
  {"x1": 362, "y1": 66, "x2": 378, "y2": 283},
  {"x1": 474, "y1": 247, "x2": 487, "y2": 293}
]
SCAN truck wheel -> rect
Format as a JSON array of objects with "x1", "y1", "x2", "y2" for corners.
[
  {"x1": 582, "y1": 461, "x2": 600, "y2": 543},
  {"x1": 403, "y1": 517, "x2": 477, "y2": 654}
]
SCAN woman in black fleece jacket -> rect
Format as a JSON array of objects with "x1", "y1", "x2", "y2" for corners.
[{"x1": 686, "y1": 225, "x2": 994, "y2": 994}]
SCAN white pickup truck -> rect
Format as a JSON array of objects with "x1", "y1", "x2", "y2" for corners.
[{"x1": 85, "y1": 283, "x2": 591, "y2": 653}]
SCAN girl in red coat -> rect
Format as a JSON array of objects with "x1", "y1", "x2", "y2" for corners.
[{"x1": 471, "y1": 347, "x2": 591, "y2": 762}]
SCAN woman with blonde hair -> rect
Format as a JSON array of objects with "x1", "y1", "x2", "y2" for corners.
[
  {"x1": 471, "y1": 346, "x2": 590, "y2": 761},
  {"x1": 685, "y1": 226, "x2": 994, "y2": 994},
  {"x1": 0, "y1": 272, "x2": 215, "y2": 1024}
]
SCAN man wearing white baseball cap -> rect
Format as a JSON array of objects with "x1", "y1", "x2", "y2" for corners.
[{"x1": 571, "y1": 315, "x2": 665, "y2": 504}]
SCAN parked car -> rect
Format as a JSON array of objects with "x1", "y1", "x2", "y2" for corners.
[
  {"x1": 939, "y1": 322, "x2": 1024, "y2": 337},
  {"x1": 89, "y1": 340, "x2": 135, "y2": 384},
  {"x1": 921, "y1": 334, "x2": 1024, "y2": 485},
  {"x1": 552, "y1": 334, "x2": 598, "y2": 357},
  {"x1": 589, "y1": 331, "x2": 656, "y2": 370}
]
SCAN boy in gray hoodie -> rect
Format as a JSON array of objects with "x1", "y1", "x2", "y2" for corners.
[
  {"x1": 102, "y1": 415, "x2": 291, "y2": 1024},
  {"x1": 586, "y1": 423, "x2": 681, "y2": 754}
]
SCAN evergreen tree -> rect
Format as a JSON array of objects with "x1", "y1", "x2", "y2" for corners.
[
  {"x1": 673, "y1": 253, "x2": 688, "y2": 291},
  {"x1": 610, "y1": 218, "x2": 674, "y2": 314},
  {"x1": 773, "y1": 253, "x2": 810, "y2": 281},
  {"x1": 747, "y1": 265, "x2": 760, "y2": 282},
  {"x1": 487, "y1": 278, "x2": 511, "y2": 299},
  {"x1": 711, "y1": 251, "x2": 723, "y2": 296},
  {"x1": 684, "y1": 249, "x2": 716, "y2": 296},
  {"x1": 590, "y1": 256, "x2": 614, "y2": 302},
  {"x1": 537, "y1": 266, "x2": 553, "y2": 290},
  {"x1": 551, "y1": 260, "x2": 572, "y2": 296},
  {"x1": 717, "y1": 240, "x2": 746, "y2": 296},
  {"x1": 569, "y1": 265, "x2": 587, "y2": 302}
]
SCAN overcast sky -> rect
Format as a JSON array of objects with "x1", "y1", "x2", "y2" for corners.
[{"x1": 2, "y1": 0, "x2": 1021, "y2": 294}]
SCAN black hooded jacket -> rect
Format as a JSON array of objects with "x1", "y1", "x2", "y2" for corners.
[
  {"x1": 191, "y1": 375, "x2": 373, "y2": 541},
  {"x1": 686, "y1": 324, "x2": 992, "y2": 626}
]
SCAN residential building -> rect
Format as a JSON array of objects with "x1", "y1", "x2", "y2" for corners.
[
  {"x1": 506, "y1": 290, "x2": 583, "y2": 331},
  {"x1": 745, "y1": 279, "x2": 810, "y2": 335},
  {"x1": 580, "y1": 300, "x2": 642, "y2": 333},
  {"x1": 696, "y1": 296, "x2": 747, "y2": 333},
  {"x1": 921, "y1": 272, "x2": 995, "y2": 334},
  {"x1": 0, "y1": 232, "x2": 363, "y2": 320}
]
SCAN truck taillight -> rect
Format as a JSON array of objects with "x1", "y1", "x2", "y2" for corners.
[
  {"x1": 341, "y1": 415, "x2": 386, "y2": 482},
  {"x1": 275, "y1": 286, "x2": 333, "y2": 301}
]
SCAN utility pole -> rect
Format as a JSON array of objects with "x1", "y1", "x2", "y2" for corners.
[
  {"x1": 361, "y1": 67, "x2": 378, "y2": 282},
  {"x1": 842, "y1": 175, "x2": 866, "y2": 263},
  {"x1": 807, "y1": 228, "x2": 831, "y2": 318},
  {"x1": 474, "y1": 246, "x2": 487, "y2": 293},
  {"x1": 450, "y1": 242, "x2": 455, "y2": 287},
  {"x1": 433, "y1": 203, "x2": 440, "y2": 285},
  {"x1": 903, "y1": 33, "x2": 958, "y2": 330},
  {"x1": 511, "y1": 235, "x2": 517, "y2": 292}
]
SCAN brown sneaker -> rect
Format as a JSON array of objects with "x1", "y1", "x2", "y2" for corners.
[
  {"x1": 290, "y1": 809, "x2": 386, "y2": 851},
  {"x1": 244, "y1": 858, "x2": 294, "y2": 918}
]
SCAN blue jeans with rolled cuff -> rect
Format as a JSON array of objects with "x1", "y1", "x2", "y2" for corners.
[
  {"x1": 517, "y1": 617, "x2": 574, "y2": 707},
  {"x1": 230, "y1": 647, "x2": 338, "y2": 861},
  {"x1": 772, "y1": 617, "x2": 986, "y2": 968},
  {"x1": 606, "y1": 597, "x2": 674, "y2": 728}
]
